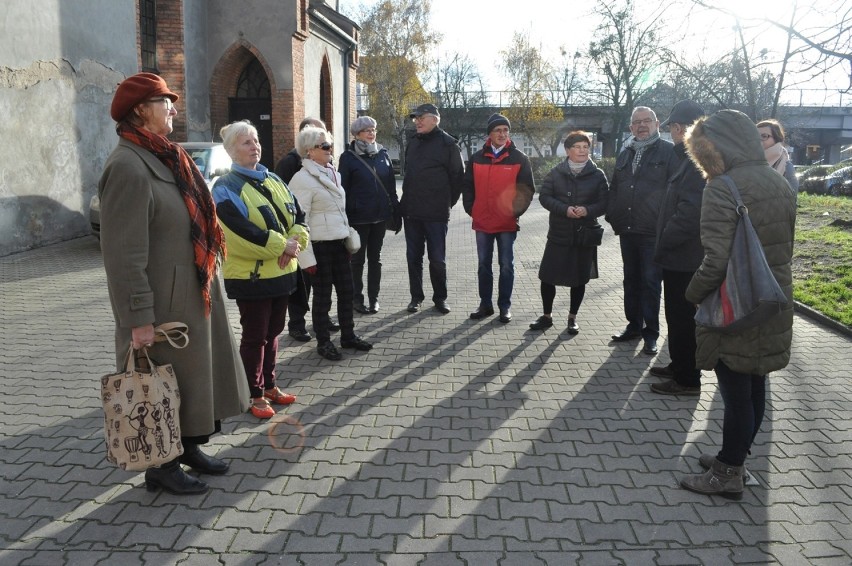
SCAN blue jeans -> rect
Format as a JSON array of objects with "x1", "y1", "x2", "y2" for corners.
[
  {"x1": 475, "y1": 231, "x2": 516, "y2": 311},
  {"x1": 715, "y1": 360, "x2": 767, "y2": 467},
  {"x1": 619, "y1": 234, "x2": 662, "y2": 339},
  {"x1": 404, "y1": 218, "x2": 448, "y2": 303}
]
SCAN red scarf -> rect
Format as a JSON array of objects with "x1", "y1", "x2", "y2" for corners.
[{"x1": 117, "y1": 123, "x2": 225, "y2": 315}]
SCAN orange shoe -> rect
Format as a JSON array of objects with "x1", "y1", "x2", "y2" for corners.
[
  {"x1": 250, "y1": 398, "x2": 275, "y2": 419},
  {"x1": 264, "y1": 388, "x2": 297, "y2": 405}
]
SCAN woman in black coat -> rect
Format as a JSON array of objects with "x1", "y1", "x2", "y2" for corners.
[
  {"x1": 337, "y1": 115, "x2": 399, "y2": 315},
  {"x1": 529, "y1": 131, "x2": 609, "y2": 333}
]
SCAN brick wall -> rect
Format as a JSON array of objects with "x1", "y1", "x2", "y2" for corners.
[{"x1": 134, "y1": 0, "x2": 187, "y2": 140}]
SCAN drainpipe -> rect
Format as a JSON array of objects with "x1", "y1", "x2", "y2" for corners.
[{"x1": 308, "y1": 8, "x2": 358, "y2": 140}]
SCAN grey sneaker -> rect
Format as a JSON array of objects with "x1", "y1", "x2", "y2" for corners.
[{"x1": 650, "y1": 379, "x2": 701, "y2": 396}]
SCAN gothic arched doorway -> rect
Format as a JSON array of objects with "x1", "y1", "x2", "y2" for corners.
[{"x1": 229, "y1": 58, "x2": 274, "y2": 169}]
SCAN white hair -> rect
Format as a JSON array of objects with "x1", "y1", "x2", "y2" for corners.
[{"x1": 219, "y1": 120, "x2": 258, "y2": 155}]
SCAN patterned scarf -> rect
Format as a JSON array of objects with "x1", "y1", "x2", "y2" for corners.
[
  {"x1": 624, "y1": 132, "x2": 660, "y2": 173},
  {"x1": 117, "y1": 123, "x2": 225, "y2": 316}
]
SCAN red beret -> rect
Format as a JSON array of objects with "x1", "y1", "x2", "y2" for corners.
[{"x1": 110, "y1": 72, "x2": 179, "y2": 122}]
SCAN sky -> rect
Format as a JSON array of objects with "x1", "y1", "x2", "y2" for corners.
[{"x1": 338, "y1": 0, "x2": 850, "y2": 106}]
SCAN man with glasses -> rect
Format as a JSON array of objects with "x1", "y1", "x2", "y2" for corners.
[
  {"x1": 650, "y1": 100, "x2": 706, "y2": 395},
  {"x1": 462, "y1": 113, "x2": 535, "y2": 323},
  {"x1": 606, "y1": 106, "x2": 678, "y2": 355},
  {"x1": 400, "y1": 103, "x2": 465, "y2": 315}
]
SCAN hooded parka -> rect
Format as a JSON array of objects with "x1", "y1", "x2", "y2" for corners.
[{"x1": 684, "y1": 110, "x2": 796, "y2": 375}]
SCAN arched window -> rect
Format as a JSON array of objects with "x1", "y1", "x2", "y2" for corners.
[
  {"x1": 319, "y1": 57, "x2": 333, "y2": 131},
  {"x1": 140, "y1": 0, "x2": 157, "y2": 72},
  {"x1": 236, "y1": 59, "x2": 270, "y2": 98}
]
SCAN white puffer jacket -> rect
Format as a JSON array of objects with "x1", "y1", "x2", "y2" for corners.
[{"x1": 288, "y1": 158, "x2": 350, "y2": 268}]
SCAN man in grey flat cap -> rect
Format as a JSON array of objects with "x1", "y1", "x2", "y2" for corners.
[
  {"x1": 400, "y1": 103, "x2": 465, "y2": 315},
  {"x1": 650, "y1": 100, "x2": 707, "y2": 396}
]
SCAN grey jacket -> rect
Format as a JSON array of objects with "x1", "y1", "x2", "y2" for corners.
[{"x1": 99, "y1": 138, "x2": 249, "y2": 436}]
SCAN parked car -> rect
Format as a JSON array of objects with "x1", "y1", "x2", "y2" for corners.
[
  {"x1": 90, "y1": 142, "x2": 231, "y2": 237},
  {"x1": 823, "y1": 166, "x2": 852, "y2": 196},
  {"x1": 799, "y1": 166, "x2": 831, "y2": 195}
]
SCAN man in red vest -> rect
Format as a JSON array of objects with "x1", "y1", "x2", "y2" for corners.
[{"x1": 462, "y1": 113, "x2": 535, "y2": 323}]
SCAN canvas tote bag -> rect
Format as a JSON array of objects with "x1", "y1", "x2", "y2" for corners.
[{"x1": 100, "y1": 322, "x2": 189, "y2": 471}]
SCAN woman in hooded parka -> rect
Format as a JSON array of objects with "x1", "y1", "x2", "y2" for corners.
[{"x1": 679, "y1": 109, "x2": 796, "y2": 500}]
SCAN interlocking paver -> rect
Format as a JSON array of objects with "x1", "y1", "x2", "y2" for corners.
[{"x1": 1, "y1": 191, "x2": 851, "y2": 563}]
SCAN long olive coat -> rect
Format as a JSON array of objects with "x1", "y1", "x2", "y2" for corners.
[
  {"x1": 685, "y1": 110, "x2": 796, "y2": 375},
  {"x1": 98, "y1": 138, "x2": 249, "y2": 437}
]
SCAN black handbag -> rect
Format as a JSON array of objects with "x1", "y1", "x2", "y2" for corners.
[
  {"x1": 576, "y1": 224, "x2": 604, "y2": 247},
  {"x1": 694, "y1": 175, "x2": 788, "y2": 333}
]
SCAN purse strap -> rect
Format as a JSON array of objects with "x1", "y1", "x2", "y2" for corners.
[
  {"x1": 153, "y1": 322, "x2": 190, "y2": 349},
  {"x1": 347, "y1": 149, "x2": 395, "y2": 210},
  {"x1": 718, "y1": 174, "x2": 747, "y2": 217}
]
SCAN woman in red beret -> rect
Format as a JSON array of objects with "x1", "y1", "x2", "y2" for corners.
[{"x1": 98, "y1": 73, "x2": 249, "y2": 495}]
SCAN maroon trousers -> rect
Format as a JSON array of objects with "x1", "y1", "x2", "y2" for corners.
[{"x1": 236, "y1": 295, "x2": 290, "y2": 398}]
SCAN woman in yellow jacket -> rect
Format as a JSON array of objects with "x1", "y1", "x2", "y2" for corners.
[{"x1": 212, "y1": 120, "x2": 309, "y2": 419}]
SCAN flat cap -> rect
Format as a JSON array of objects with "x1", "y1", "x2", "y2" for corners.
[
  {"x1": 660, "y1": 100, "x2": 705, "y2": 127},
  {"x1": 110, "y1": 72, "x2": 178, "y2": 122},
  {"x1": 409, "y1": 103, "x2": 440, "y2": 118}
]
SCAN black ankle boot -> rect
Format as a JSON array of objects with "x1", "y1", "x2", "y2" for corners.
[
  {"x1": 179, "y1": 443, "x2": 229, "y2": 475},
  {"x1": 145, "y1": 458, "x2": 209, "y2": 495}
]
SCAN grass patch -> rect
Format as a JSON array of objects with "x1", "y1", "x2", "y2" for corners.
[{"x1": 793, "y1": 193, "x2": 852, "y2": 326}]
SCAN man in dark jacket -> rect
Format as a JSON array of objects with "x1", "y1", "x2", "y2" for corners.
[
  {"x1": 606, "y1": 106, "x2": 678, "y2": 355},
  {"x1": 462, "y1": 113, "x2": 535, "y2": 323},
  {"x1": 401, "y1": 103, "x2": 465, "y2": 314},
  {"x1": 274, "y1": 117, "x2": 339, "y2": 342},
  {"x1": 649, "y1": 100, "x2": 706, "y2": 396}
]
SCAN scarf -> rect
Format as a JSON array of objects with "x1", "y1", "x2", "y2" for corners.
[
  {"x1": 117, "y1": 123, "x2": 225, "y2": 316},
  {"x1": 764, "y1": 142, "x2": 789, "y2": 175},
  {"x1": 568, "y1": 159, "x2": 587, "y2": 175},
  {"x1": 354, "y1": 139, "x2": 382, "y2": 156},
  {"x1": 623, "y1": 132, "x2": 660, "y2": 173}
]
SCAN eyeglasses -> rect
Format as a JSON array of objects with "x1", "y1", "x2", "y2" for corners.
[
  {"x1": 412, "y1": 115, "x2": 433, "y2": 121},
  {"x1": 148, "y1": 97, "x2": 175, "y2": 111},
  {"x1": 569, "y1": 144, "x2": 590, "y2": 151},
  {"x1": 314, "y1": 142, "x2": 333, "y2": 151},
  {"x1": 759, "y1": 133, "x2": 773, "y2": 140},
  {"x1": 631, "y1": 118, "x2": 654, "y2": 126},
  {"x1": 360, "y1": 128, "x2": 377, "y2": 134}
]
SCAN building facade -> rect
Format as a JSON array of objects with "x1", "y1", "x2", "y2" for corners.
[{"x1": 0, "y1": 0, "x2": 358, "y2": 256}]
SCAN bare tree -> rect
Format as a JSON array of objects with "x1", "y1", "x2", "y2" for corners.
[
  {"x1": 355, "y1": 0, "x2": 441, "y2": 165},
  {"x1": 587, "y1": 0, "x2": 668, "y2": 156},
  {"x1": 499, "y1": 31, "x2": 564, "y2": 158},
  {"x1": 429, "y1": 52, "x2": 491, "y2": 157},
  {"x1": 690, "y1": 0, "x2": 852, "y2": 95}
]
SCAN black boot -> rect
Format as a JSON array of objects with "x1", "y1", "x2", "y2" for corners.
[
  {"x1": 179, "y1": 443, "x2": 229, "y2": 475},
  {"x1": 145, "y1": 458, "x2": 208, "y2": 495}
]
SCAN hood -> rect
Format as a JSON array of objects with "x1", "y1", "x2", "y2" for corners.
[{"x1": 685, "y1": 109, "x2": 766, "y2": 179}]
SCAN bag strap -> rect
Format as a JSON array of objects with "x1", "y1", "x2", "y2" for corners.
[
  {"x1": 718, "y1": 174, "x2": 747, "y2": 217},
  {"x1": 347, "y1": 149, "x2": 395, "y2": 210},
  {"x1": 153, "y1": 322, "x2": 190, "y2": 349}
]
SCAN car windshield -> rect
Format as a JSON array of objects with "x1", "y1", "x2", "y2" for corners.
[{"x1": 185, "y1": 146, "x2": 231, "y2": 181}]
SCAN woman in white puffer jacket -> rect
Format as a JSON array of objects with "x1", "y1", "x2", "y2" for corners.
[{"x1": 288, "y1": 127, "x2": 373, "y2": 360}]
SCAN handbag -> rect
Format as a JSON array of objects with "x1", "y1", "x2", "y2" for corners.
[
  {"x1": 344, "y1": 226, "x2": 361, "y2": 254},
  {"x1": 694, "y1": 175, "x2": 788, "y2": 333},
  {"x1": 346, "y1": 149, "x2": 401, "y2": 233},
  {"x1": 100, "y1": 323, "x2": 189, "y2": 471},
  {"x1": 576, "y1": 224, "x2": 604, "y2": 247}
]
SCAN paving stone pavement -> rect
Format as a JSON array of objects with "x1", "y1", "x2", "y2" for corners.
[{"x1": 1, "y1": 195, "x2": 851, "y2": 565}]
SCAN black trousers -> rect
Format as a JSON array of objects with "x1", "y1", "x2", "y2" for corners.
[
  {"x1": 311, "y1": 240, "x2": 356, "y2": 344},
  {"x1": 662, "y1": 269, "x2": 701, "y2": 387}
]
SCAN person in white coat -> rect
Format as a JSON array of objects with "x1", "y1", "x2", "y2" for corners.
[{"x1": 288, "y1": 127, "x2": 373, "y2": 360}]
